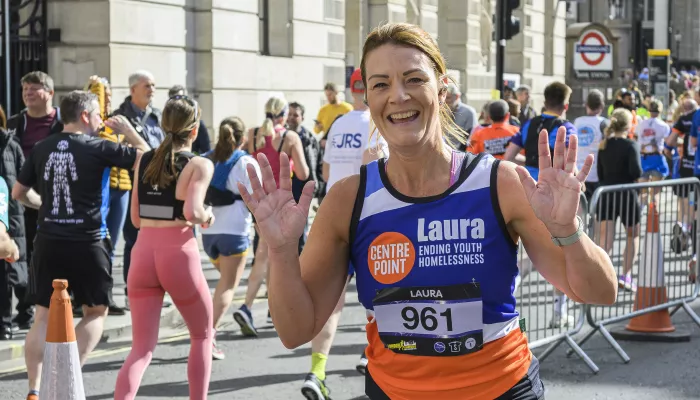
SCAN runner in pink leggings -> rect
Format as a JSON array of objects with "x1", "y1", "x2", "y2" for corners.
[{"x1": 114, "y1": 95, "x2": 215, "y2": 400}]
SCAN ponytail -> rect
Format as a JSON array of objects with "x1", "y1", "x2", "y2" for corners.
[
  {"x1": 142, "y1": 96, "x2": 200, "y2": 188},
  {"x1": 600, "y1": 108, "x2": 633, "y2": 150},
  {"x1": 256, "y1": 96, "x2": 288, "y2": 149},
  {"x1": 213, "y1": 117, "x2": 246, "y2": 163},
  {"x1": 142, "y1": 135, "x2": 177, "y2": 188},
  {"x1": 256, "y1": 116, "x2": 274, "y2": 150}
]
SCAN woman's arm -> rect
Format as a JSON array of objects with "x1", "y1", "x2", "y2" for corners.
[
  {"x1": 130, "y1": 157, "x2": 142, "y2": 229},
  {"x1": 500, "y1": 161, "x2": 617, "y2": 305},
  {"x1": 629, "y1": 141, "x2": 643, "y2": 181},
  {"x1": 181, "y1": 157, "x2": 215, "y2": 225},
  {"x1": 287, "y1": 132, "x2": 310, "y2": 180},
  {"x1": 266, "y1": 175, "x2": 357, "y2": 348}
]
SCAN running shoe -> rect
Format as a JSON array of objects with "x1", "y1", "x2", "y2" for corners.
[
  {"x1": 267, "y1": 310, "x2": 273, "y2": 324},
  {"x1": 618, "y1": 275, "x2": 637, "y2": 292},
  {"x1": 233, "y1": 305, "x2": 258, "y2": 337},
  {"x1": 212, "y1": 338, "x2": 225, "y2": 360},
  {"x1": 356, "y1": 351, "x2": 368, "y2": 375},
  {"x1": 547, "y1": 313, "x2": 575, "y2": 329},
  {"x1": 301, "y1": 373, "x2": 331, "y2": 400}
]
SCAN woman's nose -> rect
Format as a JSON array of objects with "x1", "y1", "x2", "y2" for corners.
[{"x1": 388, "y1": 83, "x2": 410, "y2": 104}]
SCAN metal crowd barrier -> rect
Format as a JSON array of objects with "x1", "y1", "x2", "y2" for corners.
[
  {"x1": 516, "y1": 193, "x2": 599, "y2": 372},
  {"x1": 565, "y1": 178, "x2": 700, "y2": 366}
]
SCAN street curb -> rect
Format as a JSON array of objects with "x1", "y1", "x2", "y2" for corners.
[
  {"x1": 0, "y1": 262, "x2": 261, "y2": 363},
  {"x1": 0, "y1": 306, "x2": 183, "y2": 363}
]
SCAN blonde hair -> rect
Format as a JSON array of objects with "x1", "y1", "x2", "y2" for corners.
[
  {"x1": 600, "y1": 108, "x2": 632, "y2": 150},
  {"x1": 360, "y1": 23, "x2": 467, "y2": 150},
  {"x1": 672, "y1": 92, "x2": 691, "y2": 123},
  {"x1": 257, "y1": 97, "x2": 288, "y2": 149}
]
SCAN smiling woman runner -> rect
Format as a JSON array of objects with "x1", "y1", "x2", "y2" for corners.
[{"x1": 239, "y1": 23, "x2": 617, "y2": 400}]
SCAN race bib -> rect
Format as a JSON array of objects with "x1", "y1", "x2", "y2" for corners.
[
  {"x1": 643, "y1": 145, "x2": 656, "y2": 153},
  {"x1": 372, "y1": 283, "x2": 484, "y2": 357}
]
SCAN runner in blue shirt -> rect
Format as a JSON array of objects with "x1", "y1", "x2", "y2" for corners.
[{"x1": 504, "y1": 82, "x2": 578, "y2": 181}]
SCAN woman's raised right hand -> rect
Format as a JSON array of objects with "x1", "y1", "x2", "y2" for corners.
[{"x1": 237, "y1": 152, "x2": 315, "y2": 252}]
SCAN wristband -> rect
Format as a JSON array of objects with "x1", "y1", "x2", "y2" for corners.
[{"x1": 551, "y1": 215, "x2": 585, "y2": 247}]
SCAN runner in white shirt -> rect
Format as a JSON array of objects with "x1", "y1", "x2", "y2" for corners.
[
  {"x1": 573, "y1": 89, "x2": 609, "y2": 202},
  {"x1": 635, "y1": 100, "x2": 670, "y2": 207},
  {"x1": 200, "y1": 117, "x2": 262, "y2": 361},
  {"x1": 636, "y1": 100, "x2": 671, "y2": 180},
  {"x1": 302, "y1": 68, "x2": 387, "y2": 400}
]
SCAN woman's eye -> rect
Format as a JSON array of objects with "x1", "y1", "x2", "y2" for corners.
[
  {"x1": 373, "y1": 82, "x2": 388, "y2": 89},
  {"x1": 408, "y1": 77, "x2": 423, "y2": 84}
]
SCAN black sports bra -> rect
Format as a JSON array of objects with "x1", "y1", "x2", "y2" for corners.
[{"x1": 137, "y1": 150, "x2": 195, "y2": 221}]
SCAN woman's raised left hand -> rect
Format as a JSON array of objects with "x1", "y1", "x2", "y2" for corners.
[{"x1": 515, "y1": 126, "x2": 593, "y2": 238}]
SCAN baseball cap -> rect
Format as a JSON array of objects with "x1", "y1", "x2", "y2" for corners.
[{"x1": 350, "y1": 68, "x2": 365, "y2": 93}]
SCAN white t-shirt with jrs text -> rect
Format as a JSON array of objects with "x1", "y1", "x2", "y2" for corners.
[{"x1": 323, "y1": 109, "x2": 388, "y2": 191}]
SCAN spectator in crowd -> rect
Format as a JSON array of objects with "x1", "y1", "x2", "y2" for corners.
[
  {"x1": 314, "y1": 82, "x2": 352, "y2": 137},
  {"x1": 5, "y1": 71, "x2": 63, "y2": 328},
  {"x1": 515, "y1": 84, "x2": 537, "y2": 125},
  {"x1": 507, "y1": 98, "x2": 522, "y2": 127},
  {"x1": 168, "y1": 85, "x2": 211, "y2": 155},
  {"x1": 111, "y1": 70, "x2": 166, "y2": 310},
  {"x1": 445, "y1": 83, "x2": 478, "y2": 135},
  {"x1": 627, "y1": 80, "x2": 643, "y2": 108},
  {"x1": 0, "y1": 104, "x2": 26, "y2": 340}
]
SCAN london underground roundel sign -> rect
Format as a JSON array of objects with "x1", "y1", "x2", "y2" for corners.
[{"x1": 573, "y1": 28, "x2": 614, "y2": 80}]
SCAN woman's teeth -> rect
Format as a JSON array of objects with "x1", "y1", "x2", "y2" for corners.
[{"x1": 389, "y1": 111, "x2": 418, "y2": 123}]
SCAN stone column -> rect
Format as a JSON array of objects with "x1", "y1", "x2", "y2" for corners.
[
  {"x1": 437, "y1": 0, "x2": 493, "y2": 108},
  {"x1": 368, "y1": 0, "x2": 406, "y2": 30},
  {"x1": 346, "y1": 0, "x2": 364, "y2": 69},
  {"x1": 406, "y1": 0, "x2": 438, "y2": 39}
]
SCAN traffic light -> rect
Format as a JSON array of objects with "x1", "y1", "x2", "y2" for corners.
[{"x1": 505, "y1": 0, "x2": 521, "y2": 40}]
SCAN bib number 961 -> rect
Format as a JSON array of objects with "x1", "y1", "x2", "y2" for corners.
[{"x1": 401, "y1": 306, "x2": 453, "y2": 332}]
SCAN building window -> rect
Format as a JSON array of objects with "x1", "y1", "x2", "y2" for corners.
[
  {"x1": 525, "y1": 15, "x2": 532, "y2": 28},
  {"x1": 645, "y1": 0, "x2": 655, "y2": 21},
  {"x1": 327, "y1": 32, "x2": 344, "y2": 57},
  {"x1": 259, "y1": 0, "x2": 294, "y2": 57},
  {"x1": 259, "y1": 0, "x2": 270, "y2": 55},
  {"x1": 608, "y1": 0, "x2": 626, "y2": 20},
  {"x1": 324, "y1": 0, "x2": 344, "y2": 21}
]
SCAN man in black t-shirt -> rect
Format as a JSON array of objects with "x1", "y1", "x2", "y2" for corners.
[
  {"x1": 11, "y1": 91, "x2": 148, "y2": 398},
  {"x1": 667, "y1": 99, "x2": 698, "y2": 254}
]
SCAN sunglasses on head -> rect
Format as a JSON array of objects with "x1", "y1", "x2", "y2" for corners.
[{"x1": 168, "y1": 94, "x2": 200, "y2": 121}]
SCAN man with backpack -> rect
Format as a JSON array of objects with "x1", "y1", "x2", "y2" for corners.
[{"x1": 504, "y1": 81, "x2": 579, "y2": 330}]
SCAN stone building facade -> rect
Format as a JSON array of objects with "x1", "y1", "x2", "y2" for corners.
[{"x1": 46, "y1": 0, "x2": 567, "y2": 141}]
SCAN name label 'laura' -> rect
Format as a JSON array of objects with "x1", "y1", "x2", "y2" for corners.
[
  {"x1": 417, "y1": 218, "x2": 485, "y2": 242},
  {"x1": 410, "y1": 289, "x2": 443, "y2": 298}
]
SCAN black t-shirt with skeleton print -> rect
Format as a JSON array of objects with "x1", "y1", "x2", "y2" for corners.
[{"x1": 17, "y1": 132, "x2": 138, "y2": 241}]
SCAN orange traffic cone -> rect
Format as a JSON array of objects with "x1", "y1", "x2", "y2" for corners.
[
  {"x1": 39, "y1": 279, "x2": 86, "y2": 400},
  {"x1": 626, "y1": 201, "x2": 675, "y2": 333}
]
